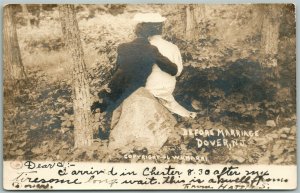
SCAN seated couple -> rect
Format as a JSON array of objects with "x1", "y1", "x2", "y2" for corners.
[{"x1": 92, "y1": 13, "x2": 197, "y2": 152}]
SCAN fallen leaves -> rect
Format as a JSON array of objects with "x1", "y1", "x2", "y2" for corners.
[
  {"x1": 230, "y1": 149, "x2": 246, "y2": 163},
  {"x1": 15, "y1": 149, "x2": 25, "y2": 156}
]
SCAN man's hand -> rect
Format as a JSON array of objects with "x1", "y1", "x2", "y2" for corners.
[
  {"x1": 91, "y1": 101, "x2": 107, "y2": 113},
  {"x1": 91, "y1": 101, "x2": 101, "y2": 114},
  {"x1": 188, "y1": 111, "x2": 206, "y2": 119}
]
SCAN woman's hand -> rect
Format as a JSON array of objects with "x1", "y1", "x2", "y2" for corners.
[{"x1": 189, "y1": 112, "x2": 197, "y2": 119}]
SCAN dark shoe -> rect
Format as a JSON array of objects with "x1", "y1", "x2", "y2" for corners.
[{"x1": 98, "y1": 127, "x2": 110, "y2": 140}]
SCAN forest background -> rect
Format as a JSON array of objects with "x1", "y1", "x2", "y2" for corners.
[{"x1": 3, "y1": 4, "x2": 296, "y2": 165}]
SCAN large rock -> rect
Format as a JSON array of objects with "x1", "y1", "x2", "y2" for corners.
[{"x1": 108, "y1": 87, "x2": 177, "y2": 153}]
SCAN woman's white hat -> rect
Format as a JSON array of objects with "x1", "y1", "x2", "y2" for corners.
[{"x1": 133, "y1": 12, "x2": 166, "y2": 23}]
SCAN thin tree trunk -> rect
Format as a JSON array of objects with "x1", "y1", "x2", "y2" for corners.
[
  {"x1": 59, "y1": 5, "x2": 92, "y2": 148},
  {"x1": 260, "y1": 5, "x2": 281, "y2": 68},
  {"x1": 39, "y1": 4, "x2": 43, "y2": 12},
  {"x1": 3, "y1": 5, "x2": 26, "y2": 84},
  {"x1": 185, "y1": 5, "x2": 197, "y2": 41},
  {"x1": 21, "y1": 4, "x2": 31, "y2": 26}
]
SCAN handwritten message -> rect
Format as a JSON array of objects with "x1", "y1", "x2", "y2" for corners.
[{"x1": 4, "y1": 161, "x2": 296, "y2": 190}]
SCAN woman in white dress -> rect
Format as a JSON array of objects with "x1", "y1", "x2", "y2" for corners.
[{"x1": 134, "y1": 13, "x2": 197, "y2": 118}]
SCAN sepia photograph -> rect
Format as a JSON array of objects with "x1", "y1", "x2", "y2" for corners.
[{"x1": 3, "y1": 4, "x2": 297, "y2": 190}]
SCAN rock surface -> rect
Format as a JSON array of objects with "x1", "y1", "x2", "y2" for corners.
[
  {"x1": 266, "y1": 120, "x2": 276, "y2": 127},
  {"x1": 108, "y1": 87, "x2": 177, "y2": 153}
]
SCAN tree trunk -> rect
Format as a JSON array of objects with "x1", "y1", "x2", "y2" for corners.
[
  {"x1": 3, "y1": 5, "x2": 26, "y2": 84},
  {"x1": 39, "y1": 4, "x2": 43, "y2": 12},
  {"x1": 185, "y1": 5, "x2": 197, "y2": 41},
  {"x1": 21, "y1": 4, "x2": 31, "y2": 26},
  {"x1": 59, "y1": 5, "x2": 92, "y2": 148},
  {"x1": 260, "y1": 5, "x2": 281, "y2": 68}
]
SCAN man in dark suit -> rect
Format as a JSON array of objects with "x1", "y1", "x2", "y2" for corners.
[
  {"x1": 94, "y1": 25, "x2": 178, "y2": 112},
  {"x1": 91, "y1": 21, "x2": 178, "y2": 139}
]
